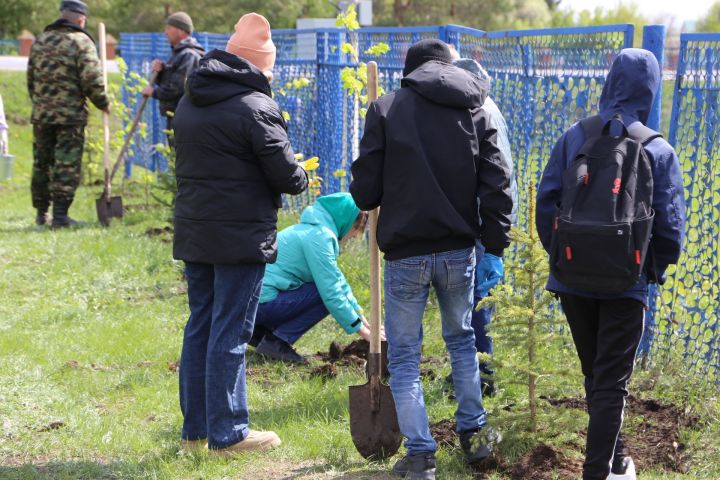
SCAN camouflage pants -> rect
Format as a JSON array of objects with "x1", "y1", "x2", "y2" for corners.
[{"x1": 31, "y1": 123, "x2": 85, "y2": 210}]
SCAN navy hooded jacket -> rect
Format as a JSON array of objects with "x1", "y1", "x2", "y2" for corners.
[{"x1": 536, "y1": 48, "x2": 686, "y2": 303}]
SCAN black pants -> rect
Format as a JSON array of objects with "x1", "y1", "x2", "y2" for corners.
[{"x1": 559, "y1": 294, "x2": 644, "y2": 480}]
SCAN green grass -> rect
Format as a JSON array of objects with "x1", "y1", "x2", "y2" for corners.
[{"x1": 0, "y1": 71, "x2": 718, "y2": 479}]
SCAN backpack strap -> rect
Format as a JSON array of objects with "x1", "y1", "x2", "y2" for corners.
[
  {"x1": 627, "y1": 122, "x2": 663, "y2": 145},
  {"x1": 579, "y1": 115, "x2": 605, "y2": 140}
]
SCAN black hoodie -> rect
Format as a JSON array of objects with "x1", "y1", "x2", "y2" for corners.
[
  {"x1": 153, "y1": 37, "x2": 205, "y2": 116},
  {"x1": 173, "y1": 49, "x2": 308, "y2": 265},
  {"x1": 350, "y1": 61, "x2": 513, "y2": 260}
]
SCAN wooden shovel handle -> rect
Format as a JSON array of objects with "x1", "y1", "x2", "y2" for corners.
[
  {"x1": 367, "y1": 61, "x2": 382, "y2": 358},
  {"x1": 99, "y1": 23, "x2": 111, "y2": 197},
  {"x1": 108, "y1": 71, "x2": 159, "y2": 183}
]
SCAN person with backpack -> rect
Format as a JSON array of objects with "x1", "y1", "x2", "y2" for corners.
[
  {"x1": 537, "y1": 48, "x2": 685, "y2": 480},
  {"x1": 350, "y1": 39, "x2": 513, "y2": 480}
]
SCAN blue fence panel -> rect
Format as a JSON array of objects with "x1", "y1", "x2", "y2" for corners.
[
  {"x1": 651, "y1": 33, "x2": 720, "y2": 381},
  {"x1": 118, "y1": 24, "x2": 720, "y2": 381}
]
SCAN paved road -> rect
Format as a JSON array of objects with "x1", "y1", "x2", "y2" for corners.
[{"x1": 0, "y1": 55, "x2": 120, "y2": 73}]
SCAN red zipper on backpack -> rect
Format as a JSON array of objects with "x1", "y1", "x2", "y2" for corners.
[
  {"x1": 635, "y1": 250, "x2": 641, "y2": 265},
  {"x1": 566, "y1": 246, "x2": 573, "y2": 260}
]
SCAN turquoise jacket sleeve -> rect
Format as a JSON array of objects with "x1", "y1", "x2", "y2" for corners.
[{"x1": 303, "y1": 229, "x2": 363, "y2": 334}]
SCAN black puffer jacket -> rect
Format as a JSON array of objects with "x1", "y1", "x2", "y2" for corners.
[
  {"x1": 153, "y1": 37, "x2": 205, "y2": 116},
  {"x1": 173, "y1": 49, "x2": 308, "y2": 265},
  {"x1": 350, "y1": 61, "x2": 513, "y2": 260}
]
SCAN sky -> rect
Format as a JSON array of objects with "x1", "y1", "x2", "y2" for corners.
[{"x1": 560, "y1": 0, "x2": 710, "y2": 22}]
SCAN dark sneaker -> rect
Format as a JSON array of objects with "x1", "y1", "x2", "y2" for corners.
[
  {"x1": 249, "y1": 326, "x2": 268, "y2": 348},
  {"x1": 392, "y1": 452, "x2": 436, "y2": 479},
  {"x1": 608, "y1": 457, "x2": 636, "y2": 480},
  {"x1": 460, "y1": 427, "x2": 502, "y2": 465},
  {"x1": 255, "y1": 334, "x2": 308, "y2": 365}
]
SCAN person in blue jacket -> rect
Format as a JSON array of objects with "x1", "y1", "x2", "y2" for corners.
[
  {"x1": 450, "y1": 56, "x2": 519, "y2": 397},
  {"x1": 537, "y1": 49, "x2": 685, "y2": 480},
  {"x1": 251, "y1": 193, "x2": 377, "y2": 364}
]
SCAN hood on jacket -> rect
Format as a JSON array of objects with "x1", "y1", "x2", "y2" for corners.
[
  {"x1": 185, "y1": 48, "x2": 271, "y2": 107},
  {"x1": 599, "y1": 48, "x2": 660, "y2": 125},
  {"x1": 300, "y1": 193, "x2": 361, "y2": 240},
  {"x1": 401, "y1": 60, "x2": 488, "y2": 109},
  {"x1": 173, "y1": 36, "x2": 205, "y2": 55}
]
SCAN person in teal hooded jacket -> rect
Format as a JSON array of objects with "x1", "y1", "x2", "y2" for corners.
[{"x1": 251, "y1": 193, "x2": 376, "y2": 364}]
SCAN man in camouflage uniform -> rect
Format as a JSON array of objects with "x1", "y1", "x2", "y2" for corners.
[{"x1": 27, "y1": 0, "x2": 109, "y2": 228}]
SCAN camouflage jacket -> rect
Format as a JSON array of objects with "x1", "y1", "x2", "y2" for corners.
[{"x1": 27, "y1": 19, "x2": 109, "y2": 125}]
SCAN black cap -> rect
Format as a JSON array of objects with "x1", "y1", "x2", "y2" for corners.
[
  {"x1": 60, "y1": 0, "x2": 88, "y2": 15},
  {"x1": 403, "y1": 39, "x2": 453, "y2": 77}
]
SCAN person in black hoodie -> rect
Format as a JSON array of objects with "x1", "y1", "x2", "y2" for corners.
[
  {"x1": 141, "y1": 12, "x2": 204, "y2": 144},
  {"x1": 350, "y1": 39, "x2": 513, "y2": 479},
  {"x1": 172, "y1": 13, "x2": 307, "y2": 456}
]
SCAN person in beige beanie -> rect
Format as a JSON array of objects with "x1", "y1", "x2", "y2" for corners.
[{"x1": 172, "y1": 12, "x2": 308, "y2": 457}]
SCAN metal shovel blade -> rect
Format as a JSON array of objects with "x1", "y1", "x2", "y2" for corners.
[
  {"x1": 349, "y1": 353, "x2": 402, "y2": 460},
  {"x1": 96, "y1": 195, "x2": 123, "y2": 227}
]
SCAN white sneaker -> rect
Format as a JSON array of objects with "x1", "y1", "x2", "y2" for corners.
[{"x1": 607, "y1": 457, "x2": 636, "y2": 480}]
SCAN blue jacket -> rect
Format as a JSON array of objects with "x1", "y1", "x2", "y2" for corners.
[
  {"x1": 259, "y1": 193, "x2": 364, "y2": 334},
  {"x1": 536, "y1": 48, "x2": 686, "y2": 303}
]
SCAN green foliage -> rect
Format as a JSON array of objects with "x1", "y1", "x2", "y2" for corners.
[
  {"x1": 551, "y1": 3, "x2": 648, "y2": 46},
  {"x1": 83, "y1": 58, "x2": 142, "y2": 186},
  {"x1": 479, "y1": 183, "x2": 572, "y2": 434},
  {"x1": 697, "y1": 2, "x2": 720, "y2": 33}
]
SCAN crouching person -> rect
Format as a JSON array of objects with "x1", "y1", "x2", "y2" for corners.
[
  {"x1": 350, "y1": 39, "x2": 513, "y2": 479},
  {"x1": 172, "y1": 13, "x2": 308, "y2": 455},
  {"x1": 537, "y1": 49, "x2": 685, "y2": 480},
  {"x1": 251, "y1": 193, "x2": 381, "y2": 364}
]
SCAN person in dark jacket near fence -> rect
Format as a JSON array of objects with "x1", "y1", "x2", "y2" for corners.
[
  {"x1": 172, "y1": 13, "x2": 308, "y2": 456},
  {"x1": 142, "y1": 12, "x2": 204, "y2": 144},
  {"x1": 536, "y1": 49, "x2": 685, "y2": 480},
  {"x1": 350, "y1": 39, "x2": 513, "y2": 480}
]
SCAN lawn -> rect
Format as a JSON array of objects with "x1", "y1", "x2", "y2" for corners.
[{"x1": 0, "y1": 70, "x2": 718, "y2": 480}]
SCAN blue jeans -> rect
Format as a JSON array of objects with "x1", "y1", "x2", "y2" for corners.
[
  {"x1": 255, "y1": 283, "x2": 329, "y2": 345},
  {"x1": 180, "y1": 261, "x2": 265, "y2": 449},
  {"x1": 384, "y1": 247, "x2": 486, "y2": 455}
]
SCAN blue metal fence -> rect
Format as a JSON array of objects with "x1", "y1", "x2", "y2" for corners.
[
  {"x1": 646, "y1": 33, "x2": 720, "y2": 381},
  {"x1": 119, "y1": 25, "x2": 719, "y2": 381}
]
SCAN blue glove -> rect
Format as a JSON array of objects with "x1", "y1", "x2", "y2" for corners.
[{"x1": 475, "y1": 253, "x2": 504, "y2": 298}]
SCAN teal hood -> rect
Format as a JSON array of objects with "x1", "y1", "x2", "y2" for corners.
[
  {"x1": 259, "y1": 192, "x2": 364, "y2": 334},
  {"x1": 301, "y1": 192, "x2": 361, "y2": 240}
]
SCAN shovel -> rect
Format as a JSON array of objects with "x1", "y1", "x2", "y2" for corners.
[
  {"x1": 96, "y1": 25, "x2": 158, "y2": 226},
  {"x1": 349, "y1": 61, "x2": 402, "y2": 461}
]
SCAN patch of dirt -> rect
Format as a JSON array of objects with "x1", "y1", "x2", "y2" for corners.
[
  {"x1": 167, "y1": 361, "x2": 179, "y2": 372},
  {"x1": 314, "y1": 340, "x2": 368, "y2": 368},
  {"x1": 37, "y1": 421, "x2": 65, "y2": 432},
  {"x1": 543, "y1": 395, "x2": 699, "y2": 474},
  {"x1": 310, "y1": 363, "x2": 337, "y2": 380},
  {"x1": 145, "y1": 226, "x2": 173, "y2": 243},
  {"x1": 509, "y1": 444, "x2": 582, "y2": 480},
  {"x1": 430, "y1": 419, "x2": 457, "y2": 447}
]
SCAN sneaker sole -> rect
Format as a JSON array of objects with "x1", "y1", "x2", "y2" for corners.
[{"x1": 211, "y1": 437, "x2": 282, "y2": 456}]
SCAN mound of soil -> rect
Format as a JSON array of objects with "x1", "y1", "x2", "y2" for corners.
[
  {"x1": 509, "y1": 444, "x2": 582, "y2": 480},
  {"x1": 430, "y1": 419, "x2": 457, "y2": 447},
  {"x1": 315, "y1": 340, "x2": 368, "y2": 366},
  {"x1": 544, "y1": 394, "x2": 699, "y2": 474},
  {"x1": 309, "y1": 363, "x2": 337, "y2": 380}
]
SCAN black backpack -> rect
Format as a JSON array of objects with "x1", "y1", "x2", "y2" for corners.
[{"x1": 550, "y1": 114, "x2": 660, "y2": 293}]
